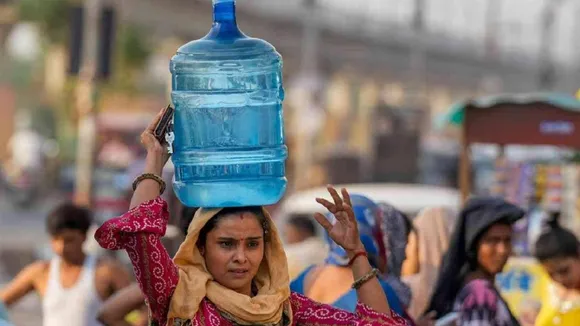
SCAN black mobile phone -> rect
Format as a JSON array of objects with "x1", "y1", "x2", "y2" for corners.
[{"x1": 154, "y1": 105, "x2": 174, "y2": 144}]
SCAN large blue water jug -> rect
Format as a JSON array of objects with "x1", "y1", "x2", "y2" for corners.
[{"x1": 170, "y1": 0, "x2": 287, "y2": 208}]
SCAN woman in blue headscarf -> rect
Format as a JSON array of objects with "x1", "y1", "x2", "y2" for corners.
[{"x1": 289, "y1": 194, "x2": 413, "y2": 318}]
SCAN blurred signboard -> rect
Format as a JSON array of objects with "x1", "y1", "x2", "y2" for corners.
[
  {"x1": 466, "y1": 104, "x2": 580, "y2": 148},
  {"x1": 496, "y1": 257, "x2": 550, "y2": 322}
]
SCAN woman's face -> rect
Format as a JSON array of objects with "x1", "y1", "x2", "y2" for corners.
[
  {"x1": 541, "y1": 256, "x2": 580, "y2": 290},
  {"x1": 202, "y1": 212, "x2": 265, "y2": 296},
  {"x1": 477, "y1": 223, "x2": 513, "y2": 275}
]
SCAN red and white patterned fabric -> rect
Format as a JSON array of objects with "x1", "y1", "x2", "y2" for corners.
[{"x1": 95, "y1": 197, "x2": 409, "y2": 326}]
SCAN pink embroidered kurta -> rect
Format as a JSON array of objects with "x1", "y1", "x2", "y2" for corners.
[{"x1": 95, "y1": 197, "x2": 409, "y2": 326}]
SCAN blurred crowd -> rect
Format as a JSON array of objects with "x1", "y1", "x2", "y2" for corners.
[{"x1": 1, "y1": 178, "x2": 579, "y2": 325}]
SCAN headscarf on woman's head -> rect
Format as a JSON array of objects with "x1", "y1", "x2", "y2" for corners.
[
  {"x1": 404, "y1": 207, "x2": 453, "y2": 319},
  {"x1": 377, "y1": 202, "x2": 413, "y2": 308},
  {"x1": 425, "y1": 197, "x2": 525, "y2": 318},
  {"x1": 168, "y1": 207, "x2": 292, "y2": 325}
]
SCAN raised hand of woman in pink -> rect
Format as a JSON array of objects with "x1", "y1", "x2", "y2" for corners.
[{"x1": 314, "y1": 186, "x2": 364, "y2": 253}]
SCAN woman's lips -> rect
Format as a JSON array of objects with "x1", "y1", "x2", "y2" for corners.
[{"x1": 229, "y1": 269, "x2": 249, "y2": 277}]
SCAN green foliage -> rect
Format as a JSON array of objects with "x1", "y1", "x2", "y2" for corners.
[
  {"x1": 0, "y1": 60, "x2": 32, "y2": 86},
  {"x1": 117, "y1": 24, "x2": 151, "y2": 71},
  {"x1": 18, "y1": 0, "x2": 69, "y2": 44},
  {"x1": 110, "y1": 24, "x2": 152, "y2": 92},
  {"x1": 31, "y1": 105, "x2": 57, "y2": 138},
  {"x1": 569, "y1": 152, "x2": 580, "y2": 163}
]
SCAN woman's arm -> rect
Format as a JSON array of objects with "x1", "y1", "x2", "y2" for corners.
[
  {"x1": 95, "y1": 109, "x2": 176, "y2": 325},
  {"x1": 313, "y1": 186, "x2": 390, "y2": 314},
  {"x1": 290, "y1": 292, "x2": 409, "y2": 325},
  {"x1": 348, "y1": 249, "x2": 390, "y2": 314},
  {"x1": 95, "y1": 198, "x2": 178, "y2": 325},
  {"x1": 97, "y1": 283, "x2": 145, "y2": 326},
  {"x1": 130, "y1": 109, "x2": 171, "y2": 209}
]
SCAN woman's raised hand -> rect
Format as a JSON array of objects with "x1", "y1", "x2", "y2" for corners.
[
  {"x1": 141, "y1": 108, "x2": 171, "y2": 175},
  {"x1": 314, "y1": 186, "x2": 364, "y2": 254}
]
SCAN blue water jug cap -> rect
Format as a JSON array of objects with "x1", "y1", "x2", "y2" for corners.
[
  {"x1": 212, "y1": 0, "x2": 236, "y2": 24},
  {"x1": 170, "y1": 0, "x2": 279, "y2": 63}
]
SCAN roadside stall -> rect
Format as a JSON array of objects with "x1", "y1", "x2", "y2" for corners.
[
  {"x1": 443, "y1": 93, "x2": 580, "y2": 204},
  {"x1": 439, "y1": 93, "x2": 580, "y2": 321}
]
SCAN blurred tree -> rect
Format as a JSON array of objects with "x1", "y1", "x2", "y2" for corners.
[
  {"x1": 118, "y1": 25, "x2": 151, "y2": 71},
  {"x1": 569, "y1": 152, "x2": 580, "y2": 163},
  {"x1": 31, "y1": 103, "x2": 57, "y2": 138},
  {"x1": 18, "y1": 0, "x2": 69, "y2": 44},
  {"x1": 17, "y1": 0, "x2": 75, "y2": 166},
  {"x1": 110, "y1": 24, "x2": 152, "y2": 92}
]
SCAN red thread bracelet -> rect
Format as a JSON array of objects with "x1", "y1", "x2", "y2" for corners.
[{"x1": 347, "y1": 251, "x2": 368, "y2": 266}]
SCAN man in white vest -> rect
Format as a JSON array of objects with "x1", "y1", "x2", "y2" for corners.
[{"x1": 0, "y1": 203, "x2": 131, "y2": 326}]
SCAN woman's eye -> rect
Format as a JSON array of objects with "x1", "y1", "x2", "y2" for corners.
[
  {"x1": 219, "y1": 241, "x2": 234, "y2": 248},
  {"x1": 247, "y1": 241, "x2": 259, "y2": 248}
]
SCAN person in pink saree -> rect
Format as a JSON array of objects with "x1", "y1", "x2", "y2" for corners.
[{"x1": 94, "y1": 110, "x2": 409, "y2": 326}]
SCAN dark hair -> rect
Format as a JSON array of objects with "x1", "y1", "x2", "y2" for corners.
[
  {"x1": 534, "y1": 212, "x2": 579, "y2": 262},
  {"x1": 197, "y1": 206, "x2": 269, "y2": 247},
  {"x1": 179, "y1": 206, "x2": 199, "y2": 235},
  {"x1": 425, "y1": 196, "x2": 524, "y2": 319},
  {"x1": 287, "y1": 215, "x2": 317, "y2": 238},
  {"x1": 401, "y1": 212, "x2": 414, "y2": 238},
  {"x1": 46, "y1": 203, "x2": 93, "y2": 236},
  {"x1": 465, "y1": 219, "x2": 513, "y2": 269}
]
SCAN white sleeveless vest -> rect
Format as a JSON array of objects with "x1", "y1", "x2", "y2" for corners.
[{"x1": 42, "y1": 255, "x2": 103, "y2": 326}]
